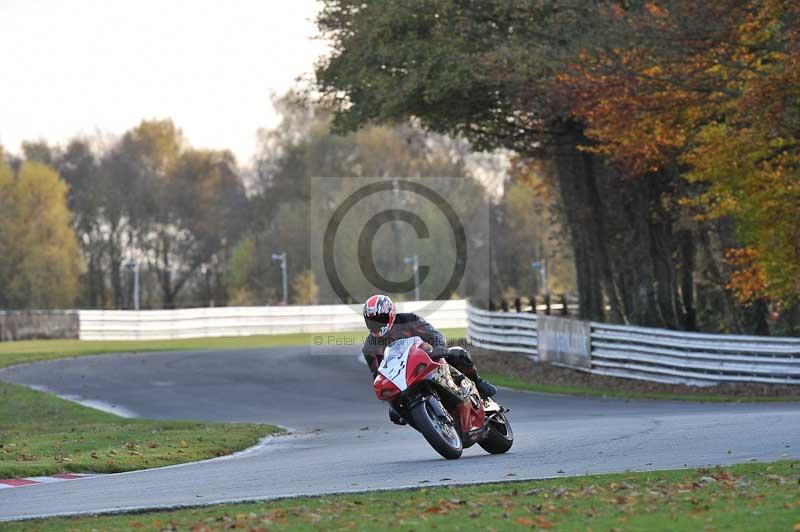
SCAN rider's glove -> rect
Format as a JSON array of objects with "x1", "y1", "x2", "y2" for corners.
[{"x1": 431, "y1": 345, "x2": 448, "y2": 359}]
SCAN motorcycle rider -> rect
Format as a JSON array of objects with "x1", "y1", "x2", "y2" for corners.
[{"x1": 362, "y1": 294, "x2": 497, "y2": 425}]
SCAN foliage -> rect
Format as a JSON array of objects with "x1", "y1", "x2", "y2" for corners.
[
  {"x1": 244, "y1": 95, "x2": 499, "y2": 305},
  {"x1": 314, "y1": 0, "x2": 800, "y2": 331},
  {"x1": 0, "y1": 161, "x2": 81, "y2": 308},
  {"x1": 290, "y1": 269, "x2": 319, "y2": 305},
  {"x1": 314, "y1": 0, "x2": 691, "y2": 326},
  {"x1": 562, "y1": 0, "x2": 800, "y2": 306},
  {"x1": 227, "y1": 236, "x2": 261, "y2": 305},
  {"x1": 19, "y1": 120, "x2": 249, "y2": 310}
]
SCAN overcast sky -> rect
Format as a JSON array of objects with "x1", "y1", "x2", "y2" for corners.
[{"x1": 0, "y1": 0, "x2": 327, "y2": 165}]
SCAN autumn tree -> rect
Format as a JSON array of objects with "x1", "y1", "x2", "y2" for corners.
[
  {"x1": 238, "y1": 95, "x2": 495, "y2": 304},
  {"x1": 23, "y1": 120, "x2": 249, "y2": 310},
  {"x1": 315, "y1": 0, "x2": 698, "y2": 325},
  {"x1": 118, "y1": 120, "x2": 248, "y2": 308},
  {"x1": 0, "y1": 160, "x2": 81, "y2": 308},
  {"x1": 562, "y1": 0, "x2": 800, "y2": 330}
]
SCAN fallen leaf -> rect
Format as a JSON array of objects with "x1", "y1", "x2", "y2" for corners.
[
  {"x1": 180, "y1": 440, "x2": 189, "y2": 448},
  {"x1": 537, "y1": 516, "x2": 554, "y2": 529},
  {"x1": 515, "y1": 517, "x2": 534, "y2": 526}
]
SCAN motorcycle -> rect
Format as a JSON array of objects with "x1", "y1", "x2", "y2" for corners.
[{"x1": 373, "y1": 336, "x2": 513, "y2": 459}]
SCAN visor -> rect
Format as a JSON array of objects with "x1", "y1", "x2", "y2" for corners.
[{"x1": 366, "y1": 314, "x2": 390, "y2": 332}]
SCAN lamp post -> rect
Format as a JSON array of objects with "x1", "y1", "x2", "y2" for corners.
[
  {"x1": 125, "y1": 259, "x2": 139, "y2": 311},
  {"x1": 530, "y1": 258, "x2": 547, "y2": 296},
  {"x1": 271, "y1": 252, "x2": 288, "y2": 305},
  {"x1": 403, "y1": 254, "x2": 420, "y2": 301},
  {"x1": 200, "y1": 263, "x2": 212, "y2": 307}
]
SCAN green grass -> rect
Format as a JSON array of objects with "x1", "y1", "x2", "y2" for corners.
[
  {"x1": 0, "y1": 328, "x2": 465, "y2": 479},
  {"x1": 5, "y1": 461, "x2": 798, "y2": 531},
  {"x1": 484, "y1": 373, "x2": 800, "y2": 403},
  {"x1": 0, "y1": 381, "x2": 281, "y2": 478}
]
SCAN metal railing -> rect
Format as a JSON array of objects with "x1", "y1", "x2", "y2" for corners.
[
  {"x1": 467, "y1": 302, "x2": 800, "y2": 386},
  {"x1": 590, "y1": 322, "x2": 800, "y2": 386},
  {"x1": 467, "y1": 305, "x2": 538, "y2": 358}
]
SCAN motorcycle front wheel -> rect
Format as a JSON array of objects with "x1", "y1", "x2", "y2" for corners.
[
  {"x1": 478, "y1": 411, "x2": 514, "y2": 454},
  {"x1": 410, "y1": 397, "x2": 463, "y2": 460}
]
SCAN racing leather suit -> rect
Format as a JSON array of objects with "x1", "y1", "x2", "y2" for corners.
[{"x1": 362, "y1": 312, "x2": 480, "y2": 381}]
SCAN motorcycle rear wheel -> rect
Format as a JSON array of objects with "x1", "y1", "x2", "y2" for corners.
[
  {"x1": 478, "y1": 411, "x2": 514, "y2": 454},
  {"x1": 410, "y1": 398, "x2": 463, "y2": 460}
]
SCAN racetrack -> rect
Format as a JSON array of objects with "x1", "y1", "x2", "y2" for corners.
[{"x1": 1, "y1": 345, "x2": 799, "y2": 521}]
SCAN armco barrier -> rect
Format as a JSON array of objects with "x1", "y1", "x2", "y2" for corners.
[
  {"x1": 77, "y1": 299, "x2": 467, "y2": 341},
  {"x1": 466, "y1": 302, "x2": 800, "y2": 386},
  {"x1": 466, "y1": 305, "x2": 538, "y2": 357},
  {"x1": 590, "y1": 322, "x2": 800, "y2": 386}
]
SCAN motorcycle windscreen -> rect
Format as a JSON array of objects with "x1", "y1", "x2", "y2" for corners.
[{"x1": 377, "y1": 336, "x2": 422, "y2": 391}]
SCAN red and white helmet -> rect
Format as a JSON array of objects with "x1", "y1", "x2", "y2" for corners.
[{"x1": 363, "y1": 294, "x2": 396, "y2": 337}]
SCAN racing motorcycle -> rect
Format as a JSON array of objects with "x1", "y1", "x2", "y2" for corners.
[{"x1": 373, "y1": 336, "x2": 513, "y2": 459}]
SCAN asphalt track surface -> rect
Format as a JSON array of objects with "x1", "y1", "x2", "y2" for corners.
[{"x1": 1, "y1": 345, "x2": 799, "y2": 521}]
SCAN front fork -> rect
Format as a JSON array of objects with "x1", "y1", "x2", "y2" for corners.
[{"x1": 398, "y1": 385, "x2": 454, "y2": 429}]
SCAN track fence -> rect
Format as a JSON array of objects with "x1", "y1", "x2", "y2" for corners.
[{"x1": 467, "y1": 302, "x2": 800, "y2": 386}]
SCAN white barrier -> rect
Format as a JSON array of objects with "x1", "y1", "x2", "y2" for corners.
[
  {"x1": 466, "y1": 302, "x2": 800, "y2": 386},
  {"x1": 590, "y1": 322, "x2": 800, "y2": 386},
  {"x1": 466, "y1": 305, "x2": 538, "y2": 357},
  {"x1": 78, "y1": 299, "x2": 467, "y2": 340}
]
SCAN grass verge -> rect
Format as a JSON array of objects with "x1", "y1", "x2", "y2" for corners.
[
  {"x1": 0, "y1": 329, "x2": 464, "y2": 478},
  {"x1": 484, "y1": 372, "x2": 800, "y2": 403},
  {"x1": 4, "y1": 460, "x2": 798, "y2": 530},
  {"x1": 0, "y1": 381, "x2": 281, "y2": 478}
]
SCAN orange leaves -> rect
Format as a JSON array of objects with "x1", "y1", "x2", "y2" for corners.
[
  {"x1": 560, "y1": 0, "x2": 800, "y2": 306},
  {"x1": 515, "y1": 515, "x2": 554, "y2": 528},
  {"x1": 724, "y1": 248, "x2": 768, "y2": 303}
]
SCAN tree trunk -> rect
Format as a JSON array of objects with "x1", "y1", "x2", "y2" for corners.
[
  {"x1": 547, "y1": 121, "x2": 610, "y2": 321},
  {"x1": 678, "y1": 229, "x2": 697, "y2": 331}
]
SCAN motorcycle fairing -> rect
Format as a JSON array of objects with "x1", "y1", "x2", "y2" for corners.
[{"x1": 377, "y1": 336, "x2": 422, "y2": 391}]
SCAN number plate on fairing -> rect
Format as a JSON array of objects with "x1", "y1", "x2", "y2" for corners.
[{"x1": 378, "y1": 336, "x2": 422, "y2": 391}]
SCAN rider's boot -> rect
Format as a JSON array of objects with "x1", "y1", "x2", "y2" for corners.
[
  {"x1": 389, "y1": 406, "x2": 407, "y2": 425},
  {"x1": 475, "y1": 376, "x2": 498, "y2": 398},
  {"x1": 443, "y1": 346, "x2": 497, "y2": 397}
]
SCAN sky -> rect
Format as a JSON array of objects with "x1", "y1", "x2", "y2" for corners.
[{"x1": 0, "y1": 0, "x2": 328, "y2": 165}]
